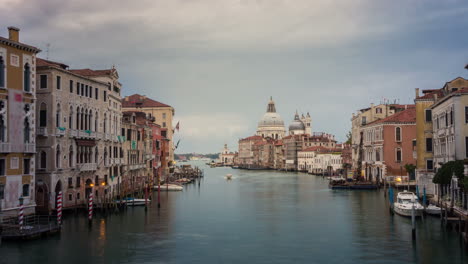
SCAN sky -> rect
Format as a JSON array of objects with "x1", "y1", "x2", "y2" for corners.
[{"x1": 2, "y1": 0, "x2": 468, "y2": 153}]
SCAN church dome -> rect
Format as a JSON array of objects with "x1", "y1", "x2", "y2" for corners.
[
  {"x1": 257, "y1": 97, "x2": 285, "y2": 128},
  {"x1": 289, "y1": 112, "x2": 305, "y2": 131}
]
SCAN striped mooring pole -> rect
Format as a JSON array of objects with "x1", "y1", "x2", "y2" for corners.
[
  {"x1": 57, "y1": 191, "x2": 63, "y2": 226},
  {"x1": 88, "y1": 192, "x2": 93, "y2": 222},
  {"x1": 18, "y1": 197, "x2": 24, "y2": 229}
]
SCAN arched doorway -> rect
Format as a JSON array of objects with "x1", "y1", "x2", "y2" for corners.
[
  {"x1": 55, "y1": 180, "x2": 62, "y2": 210},
  {"x1": 36, "y1": 182, "x2": 49, "y2": 213}
]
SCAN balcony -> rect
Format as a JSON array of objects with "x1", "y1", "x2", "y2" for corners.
[
  {"x1": 114, "y1": 158, "x2": 124, "y2": 165},
  {"x1": 104, "y1": 158, "x2": 111, "y2": 167},
  {"x1": 105, "y1": 133, "x2": 112, "y2": 141},
  {"x1": 145, "y1": 154, "x2": 153, "y2": 160},
  {"x1": 69, "y1": 129, "x2": 78, "y2": 138},
  {"x1": 79, "y1": 163, "x2": 97, "y2": 172},
  {"x1": 24, "y1": 143, "x2": 35, "y2": 153},
  {"x1": 128, "y1": 164, "x2": 147, "y2": 171},
  {"x1": 37, "y1": 127, "x2": 48, "y2": 137},
  {"x1": 0, "y1": 142, "x2": 11, "y2": 152},
  {"x1": 78, "y1": 130, "x2": 96, "y2": 139},
  {"x1": 56, "y1": 127, "x2": 66, "y2": 137}
]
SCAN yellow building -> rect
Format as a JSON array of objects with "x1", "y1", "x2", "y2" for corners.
[
  {"x1": 0, "y1": 27, "x2": 41, "y2": 216},
  {"x1": 122, "y1": 94, "x2": 175, "y2": 173}
]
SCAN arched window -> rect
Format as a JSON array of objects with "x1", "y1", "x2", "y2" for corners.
[
  {"x1": 24, "y1": 117, "x2": 30, "y2": 143},
  {"x1": 95, "y1": 146, "x2": 99, "y2": 163},
  {"x1": 0, "y1": 114, "x2": 5, "y2": 142},
  {"x1": 76, "y1": 107, "x2": 80, "y2": 130},
  {"x1": 39, "y1": 103, "x2": 47, "y2": 127},
  {"x1": 23, "y1": 63, "x2": 31, "y2": 92},
  {"x1": 84, "y1": 109, "x2": 88, "y2": 130},
  {"x1": 103, "y1": 113, "x2": 107, "y2": 133},
  {"x1": 56, "y1": 144, "x2": 61, "y2": 169},
  {"x1": 396, "y1": 148, "x2": 402, "y2": 163},
  {"x1": 69, "y1": 106, "x2": 73, "y2": 129},
  {"x1": 89, "y1": 111, "x2": 93, "y2": 131},
  {"x1": 0, "y1": 56, "x2": 5, "y2": 88},
  {"x1": 40, "y1": 150, "x2": 47, "y2": 169},
  {"x1": 80, "y1": 108, "x2": 84, "y2": 130},
  {"x1": 56, "y1": 103, "x2": 61, "y2": 128},
  {"x1": 395, "y1": 127, "x2": 401, "y2": 142},
  {"x1": 69, "y1": 145, "x2": 73, "y2": 168}
]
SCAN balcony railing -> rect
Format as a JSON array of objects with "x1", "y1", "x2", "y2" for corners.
[
  {"x1": 69, "y1": 129, "x2": 78, "y2": 138},
  {"x1": 145, "y1": 154, "x2": 153, "y2": 160},
  {"x1": 78, "y1": 130, "x2": 96, "y2": 139},
  {"x1": 128, "y1": 164, "x2": 147, "y2": 171},
  {"x1": 56, "y1": 127, "x2": 66, "y2": 137},
  {"x1": 79, "y1": 163, "x2": 97, "y2": 172},
  {"x1": 0, "y1": 142, "x2": 11, "y2": 152},
  {"x1": 24, "y1": 143, "x2": 35, "y2": 153},
  {"x1": 105, "y1": 134, "x2": 112, "y2": 141},
  {"x1": 37, "y1": 127, "x2": 48, "y2": 137}
]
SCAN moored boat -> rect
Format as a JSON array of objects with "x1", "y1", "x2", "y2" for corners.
[
  {"x1": 393, "y1": 191, "x2": 424, "y2": 217},
  {"x1": 425, "y1": 204, "x2": 444, "y2": 215},
  {"x1": 155, "y1": 184, "x2": 183, "y2": 191},
  {"x1": 116, "y1": 198, "x2": 149, "y2": 206}
]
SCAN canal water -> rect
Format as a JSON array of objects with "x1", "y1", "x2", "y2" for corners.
[{"x1": 1, "y1": 161, "x2": 467, "y2": 264}]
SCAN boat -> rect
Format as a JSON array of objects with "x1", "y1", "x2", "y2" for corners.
[
  {"x1": 329, "y1": 177, "x2": 347, "y2": 189},
  {"x1": 425, "y1": 204, "x2": 444, "y2": 215},
  {"x1": 393, "y1": 191, "x2": 424, "y2": 217},
  {"x1": 116, "y1": 198, "x2": 149, "y2": 206},
  {"x1": 232, "y1": 166, "x2": 239, "y2": 169},
  {"x1": 155, "y1": 184, "x2": 183, "y2": 191},
  {"x1": 226, "y1": 174, "x2": 233, "y2": 180}
]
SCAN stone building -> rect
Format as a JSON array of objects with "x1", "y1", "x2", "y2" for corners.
[
  {"x1": 0, "y1": 27, "x2": 41, "y2": 216},
  {"x1": 360, "y1": 106, "x2": 416, "y2": 183},
  {"x1": 256, "y1": 97, "x2": 285, "y2": 140},
  {"x1": 35, "y1": 57, "x2": 123, "y2": 212},
  {"x1": 238, "y1": 135, "x2": 264, "y2": 167},
  {"x1": 121, "y1": 111, "x2": 155, "y2": 195},
  {"x1": 298, "y1": 146, "x2": 343, "y2": 175},
  {"x1": 219, "y1": 144, "x2": 235, "y2": 165},
  {"x1": 288, "y1": 112, "x2": 311, "y2": 136}
]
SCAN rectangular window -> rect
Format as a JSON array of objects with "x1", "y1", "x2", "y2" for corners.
[
  {"x1": 466, "y1": 137, "x2": 468, "y2": 158},
  {"x1": 103, "y1": 91, "x2": 107, "y2": 102},
  {"x1": 69, "y1": 194, "x2": 72, "y2": 201},
  {"x1": 426, "y1": 138, "x2": 433, "y2": 152},
  {"x1": 95, "y1": 88, "x2": 98, "y2": 99},
  {"x1": 361, "y1": 116, "x2": 367, "y2": 125},
  {"x1": 69, "y1": 80, "x2": 73, "y2": 93},
  {"x1": 163, "y1": 113, "x2": 166, "y2": 119},
  {"x1": 395, "y1": 127, "x2": 401, "y2": 142},
  {"x1": 76, "y1": 176, "x2": 81, "y2": 187},
  {"x1": 77, "y1": 192, "x2": 80, "y2": 200},
  {"x1": 450, "y1": 109, "x2": 453, "y2": 125},
  {"x1": 68, "y1": 177, "x2": 73, "y2": 188},
  {"x1": 56, "y1": 75, "x2": 61, "y2": 90},
  {"x1": 81, "y1": 83, "x2": 84, "y2": 96},
  {"x1": 85, "y1": 85, "x2": 88, "y2": 97},
  {"x1": 89, "y1": 86, "x2": 92, "y2": 98},
  {"x1": 40, "y1": 75, "x2": 47, "y2": 89},
  {"x1": 0, "y1": 184, "x2": 4, "y2": 199},
  {"x1": 425, "y1": 109, "x2": 432, "y2": 122},
  {"x1": 23, "y1": 158, "x2": 30, "y2": 174},
  {"x1": 127, "y1": 129, "x2": 131, "y2": 140},
  {"x1": 0, "y1": 159, "x2": 5, "y2": 175},
  {"x1": 162, "y1": 122, "x2": 166, "y2": 128},
  {"x1": 396, "y1": 149, "x2": 402, "y2": 162},
  {"x1": 465, "y1": 107, "x2": 468, "y2": 124},
  {"x1": 426, "y1": 159, "x2": 434, "y2": 170}
]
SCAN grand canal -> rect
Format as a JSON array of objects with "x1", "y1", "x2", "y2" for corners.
[{"x1": 1, "y1": 161, "x2": 467, "y2": 264}]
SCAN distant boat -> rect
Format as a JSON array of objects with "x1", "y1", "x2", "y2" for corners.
[
  {"x1": 226, "y1": 174, "x2": 233, "y2": 180},
  {"x1": 393, "y1": 191, "x2": 424, "y2": 217},
  {"x1": 116, "y1": 198, "x2": 149, "y2": 206}
]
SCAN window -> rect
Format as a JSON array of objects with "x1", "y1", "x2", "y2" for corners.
[
  {"x1": 162, "y1": 122, "x2": 166, "y2": 128},
  {"x1": 24, "y1": 117, "x2": 30, "y2": 143},
  {"x1": 0, "y1": 56, "x2": 5, "y2": 88},
  {"x1": 69, "y1": 194, "x2": 72, "y2": 201},
  {"x1": 0, "y1": 113, "x2": 5, "y2": 142},
  {"x1": 0, "y1": 184, "x2": 4, "y2": 199},
  {"x1": 85, "y1": 85, "x2": 88, "y2": 97},
  {"x1": 396, "y1": 148, "x2": 402, "y2": 162},
  {"x1": 56, "y1": 76, "x2": 61, "y2": 90},
  {"x1": 375, "y1": 108, "x2": 382, "y2": 114},
  {"x1": 56, "y1": 145, "x2": 61, "y2": 169},
  {"x1": 395, "y1": 127, "x2": 401, "y2": 142},
  {"x1": 103, "y1": 91, "x2": 107, "y2": 102},
  {"x1": 126, "y1": 129, "x2": 131, "y2": 140},
  {"x1": 426, "y1": 138, "x2": 433, "y2": 152},
  {"x1": 95, "y1": 87, "x2": 98, "y2": 99},
  {"x1": 69, "y1": 146, "x2": 73, "y2": 167},
  {"x1": 465, "y1": 107, "x2": 468, "y2": 124},
  {"x1": 76, "y1": 176, "x2": 81, "y2": 187},
  {"x1": 39, "y1": 103, "x2": 47, "y2": 127},
  {"x1": 23, "y1": 158, "x2": 30, "y2": 174},
  {"x1": 426, "y1": 159, "x2": 434, "y2": 170},
  {"x1": 40, "y1": 151, "x2": 47, "y2": 169},
  {"x1": 77, "y1": 192, "x2": 80, "y2": 200},
  {"x1": 69, "y1": 106, "x2": 73, "y2": 129},
  {"x1": 361, "y1": 116, "x2": 367, "y2": 125},
  {"x1": 77, "y1": 82, "x2": 80, "y2": 95},
  {"x1": 81, "y1": 83, "x2": 84, "y2": 95},
  {"x1": 23, "y1": 64, "x2": 31, "y2": 92},
  {"x1": 22, "y1": 184, "x2": 29, "y2": 197},
  {"x1": 68, "y1": 177, "x2": 73, "y2": 188},
  {"x1": 466, "y1": 137, "x2": 468, "y2": 158},
  {"x1": 425, "y1": 109, "x2": 432, "y2": 122},
  {"x1": 56, "y1": 104, "x2": 61, "y2": 127},
  {"x1": 40, "y1": 75, "x2": 47, "y2": 89},
  {"x1": 89, "y1": 86, "x2": 92, "y2": 98},
  {"x1": 445, "y1": 112, "x2": 448, "y2": 127},
  {"x1": 450, "y1": 109, "x2": 453, "y2": 125},
  {"x1": 163, "y1": 113, "x2": 166, "y2": 119},
  {"x1": 69, "y1": 80, "x2": 73, "y2": 93},
  {"x1": 0, "y1": 159, "x2": 5, "y2": 175}
]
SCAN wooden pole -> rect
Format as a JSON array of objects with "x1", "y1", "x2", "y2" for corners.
[{"x1": 411, "y1": 203, "x2": 416, "y2": 241}]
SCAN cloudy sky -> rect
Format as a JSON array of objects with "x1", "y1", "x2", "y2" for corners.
[{"x1": 2, "y1": 0, "x2": 468, "y2": 153}]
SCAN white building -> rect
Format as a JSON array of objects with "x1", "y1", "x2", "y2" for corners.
[
  {"x1": 256, "y1": 97, "x2": 286, "y2": 140},
  {"x1": 289, "y1": 111, "x2": 312, "y2": 136},
  {"x1": 298, "y1": 146, "x2": 343, "y2": 174},
  {"x1": 219, "y1": 144, "x2": 235, "y2": 165}
]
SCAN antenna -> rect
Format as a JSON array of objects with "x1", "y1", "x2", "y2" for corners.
[{"x1": 46, "y1": 43, "x2": 50, "y2": 60}]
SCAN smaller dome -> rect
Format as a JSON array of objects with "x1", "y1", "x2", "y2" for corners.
[{"x1": 289, "y1": 112, "x2": 305, "y2": 131}]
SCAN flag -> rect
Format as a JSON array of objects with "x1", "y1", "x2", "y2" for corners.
[
  {"x1": 175, "y1": 121, "x2": 180, "y2": 132},
  {"x1": 175, "y1": 139, "x2": 181, "y2": 149}
]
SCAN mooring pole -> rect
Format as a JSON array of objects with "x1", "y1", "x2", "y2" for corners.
[
  {"x1": 88, "y1": 192, "x2": 93, "y2": 227},
  {"x1": 412, "y1": 203, "x2": 416, "y2": 241}
]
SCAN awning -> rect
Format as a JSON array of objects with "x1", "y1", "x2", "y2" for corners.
[{"x1": 75, "y1": 139, "x2": 96, "y2": 146}]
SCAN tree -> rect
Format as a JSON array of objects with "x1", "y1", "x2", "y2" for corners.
[
  {"x1": 432, "y1": 160, "x2": 464, "y2": 185},
  {"x1": 345, "y1": 131, "x2": 352, "y2": 145}
]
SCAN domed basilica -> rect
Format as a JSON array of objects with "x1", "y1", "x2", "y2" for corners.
[{"x1": 256, "y1": 97, "x2": 312, "y2": 139}]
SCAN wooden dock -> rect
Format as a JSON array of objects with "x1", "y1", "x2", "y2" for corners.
[{"x1": 1, "y1": 215, "x2": 60, "y2": 241}]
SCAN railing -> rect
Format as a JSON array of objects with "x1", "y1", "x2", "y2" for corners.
[
  {"x1": 79, "y1": 163, "x2": 97, "y2": 172},
  {"x1": 78, "y1": 131, "x2": 96, "y2": 139},
  {"x1": 37, "y1": 127, "x2": 48, "y2": 137},
  {"x1": 56, "y1": 127, "x2": 66, "y2": 137},
  {"x1": 69, "y1": 129, "x2": 78, "y2": 138},
  {"x1": 104, "y1": 158, "x2": 111, "y2": 167},
  {"x1": 1, "y1": 215, "x2": 59, "y2": 238},
  {"x1": 128, "y1": 164, "x2": 147, "y2": 171},
  {"x1": 145, "y1": 154, "x2": 153, "y2": 160},
  {"x1": 24, "y1": 143, "x2": 35, "y2": 153},
  {"x1": 0, "y1": 142, "x2": 11, "y2": 152},
  {"x1": 105, "y1": 134, "x2": 112, "y2": 141}
]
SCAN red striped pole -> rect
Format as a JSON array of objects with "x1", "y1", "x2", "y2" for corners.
[
  {"x1": 57, "y1": 191, "x2": 63, "y2": 226},
  {"x1": 18, "y1": 198, "x2": 24, "y2": 229},
  {"x1": 88, "y1": 192, "x2": 93, "y2": 222}
]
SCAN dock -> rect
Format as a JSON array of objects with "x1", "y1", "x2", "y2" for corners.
[{"x1": 1, "y1": 215, "x2": 60, "y2": 241}]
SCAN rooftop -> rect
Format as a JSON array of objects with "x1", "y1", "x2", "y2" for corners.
[{"x1": 122, "y1": 94, "x2": 172, "y2": 108}]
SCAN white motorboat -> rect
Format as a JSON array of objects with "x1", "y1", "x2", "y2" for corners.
[
  {"x1": 154, "y1": 184, "x2": 183, "y2": 191},
  {"x1": 226, "y1": 174, "x2": 233, "y2": 180},
  {"x1": 393, "y1": 191, "x2": 424, "y2": 217},
  {"x1": 116, "y1": 198, "x2": 149, "y2": 206},
  {"x1": 425, "y1": 204, "x2": 444, "y2": 215}
]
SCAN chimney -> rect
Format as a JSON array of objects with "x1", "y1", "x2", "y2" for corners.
[
  {"x1": 8, "y1": 26, "x2": 19, "y2": 42},
  {"x1": 415, "y1": 88, "x2": 420, "y2": 98}
]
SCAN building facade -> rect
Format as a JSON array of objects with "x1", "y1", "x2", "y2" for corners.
[
  {"x1": 256, "y1": 97, "x2": 285, "y2": 140},
  {"x1": 219, "y1": 144, "x2": 235, "y2": 165},
  {"x1": 0, "y1": 27, "x2": 41, "y2": 216}
]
